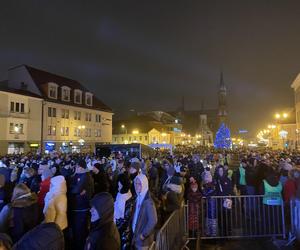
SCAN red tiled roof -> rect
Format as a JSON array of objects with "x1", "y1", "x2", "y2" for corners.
[{"x1": 24, "y1": 65, "x2": 112, "y2": 112}]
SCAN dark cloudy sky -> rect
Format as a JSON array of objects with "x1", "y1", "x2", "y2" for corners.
[{"x1": 1, "y1": 0, "x2": 299, "y2": 136}]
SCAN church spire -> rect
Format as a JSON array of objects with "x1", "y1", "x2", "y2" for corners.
[{"x1": 220, "y1": 71, "x2": 226, "y2": 91}]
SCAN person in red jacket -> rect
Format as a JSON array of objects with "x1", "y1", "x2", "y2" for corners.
[
  {"x1": 37, "y1": 164, "x2": 53, "y2": 209},
  {"x1": 283, "y1": 167, "x2": 300, "y2": 203}
]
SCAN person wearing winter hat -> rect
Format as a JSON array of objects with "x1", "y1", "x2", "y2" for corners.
[
  {"x1": 85, "y1": 192, "x2": 120, "y2": 250},
  {"x1": 202, "y1": 169, "x2": 213, "y2": 185}
]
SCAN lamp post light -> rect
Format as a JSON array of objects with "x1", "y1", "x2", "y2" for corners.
[{"x1": 121, "y1": 124, "x2": 128, "y2": 144}]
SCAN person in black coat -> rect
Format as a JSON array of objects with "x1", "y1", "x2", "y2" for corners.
[
  {"x1": 0, "y1": 184, "x2": 39, "y2": 243},
  {"x1": 92, "y1": 163, "x2": 110, "y2": 194},
  {"x1": 69, "y1": 159, "x2": 94, "y2": 250},
  {"x1": 85, "y1": 192, "x2": 120, "y2": 250},
  {"x1": 13, "y1": 222, "x2": 64, "y2": 250}
]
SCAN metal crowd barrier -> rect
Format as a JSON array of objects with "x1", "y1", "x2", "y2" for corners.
[
  {"x1": 289, "y1": 198, "x2": 300, "y2": 244},
  {"x1": 152, "y1": 206, "x2": 188, "y2": 250},
  {"x1": 186, "y1": 195, "x2": 286, "y2": 240}
]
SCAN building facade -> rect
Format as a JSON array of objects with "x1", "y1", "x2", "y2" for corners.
[
  {"x1": 0, "y1": 65, "x2": 112, "y2": 154},
  {"x1": 112, "y1": 111, "x2": 183, "y2": 147},
  {"x1": 0, "y1": 89, "x2": 42, "y2": 155}
]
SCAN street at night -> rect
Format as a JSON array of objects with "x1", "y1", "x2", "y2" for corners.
[{"x1": 1, "y1": 1, "x2": 300, "y2": 250}]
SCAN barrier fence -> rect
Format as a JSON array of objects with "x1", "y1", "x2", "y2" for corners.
[
  {"x1": 152, "y1": 195, "x2": 299, "y2": 249},
  {"x1": 151, "y1": 205, "x2": 187, "y2": 250},
  {"x1": 289, "y1": 198, "x2": 300, "y2": 244},
  {"x1": 186, "y1": 195, "x2": 286, "y2": 240}
]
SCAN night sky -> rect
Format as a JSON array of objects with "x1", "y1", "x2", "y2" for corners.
[{"x1": 1, "y1": 1, "x2": 300, "y2": 136}]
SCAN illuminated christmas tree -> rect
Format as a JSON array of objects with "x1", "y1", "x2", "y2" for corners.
[{"x1": 214, "y1": 123, "x2": 232, "y2": 149}]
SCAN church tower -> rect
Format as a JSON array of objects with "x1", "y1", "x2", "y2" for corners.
[{"x1": 218, "y1": 72, "x2": 227, "y2": 125}]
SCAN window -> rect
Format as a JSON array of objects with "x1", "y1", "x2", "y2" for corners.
[
  {"x1": 95, "y1": 129, "x2": 101, "y2": 137},
  {"x1": 10, "y1": 123, "x2": 23, "y2": 134},
  {"x1": 74, "y1": 90, "x2": 82, "y2": 104},
  {"x1": 19, "y1": 124, "x2": 23, "y2": 134},
  {"x1": 47, "y1": 125, "x2": 56, "y2": 136},
  {"x1": 95, "y1": 114, "x2": 101, "y2": 123},
  {"x1": 85, "y1": 93, "x2": 93, "y2": 106},
  {"x1": 16, "y1": 103, "x2": 20, "y2": 112},
  {"x1": 114, "y1": 137, "x2": 117, "y2": 142},
  {"x1": 74, "y1": 111, "x2": 81, "y2": 120},
  {"x1": 20, "y1": 103, "x2": 24, "y2": 113},
  {"x1": 10, "y1": 102, "x2": 25, "y2": 113},
  {"x1": 129, "y1": 136, "x2": 131, "y2": 141},
  {"x1": 85, "y1": 128, "x2": 91, "y2": 137},
  {"x1": 140, "y1": 136, "x2": 142, "y2": 141},
  {"x1": 48, "y1": 107, "x2": 56, "y2": 117},
  {"x1": 61, "y1": 127, "x2": 69, "y2": 136},
  {"x1": 9, "y1": 123, "x2": 14, "y2": 134},
  {"x1": 48, "y1": 83, "x2": 58, "y2": 99},
  {"x1": 145, "y1": 136, "x2": 148, "y2": 141},
  {"x1": 121, "y1": 137, "x2": 124, "y2": 141},
  {"x1": 85, "y1": 113, "x2": 92, "y2": 122},
  {"x1": 74, "y1": 128, "x2": 80, "y2": 137},
  {"x1": 61, "y1": 87, "x2": 70, "y2": 101},
  {"x1": 61, "y1": 109, "x2": 69, "y2": 119}
]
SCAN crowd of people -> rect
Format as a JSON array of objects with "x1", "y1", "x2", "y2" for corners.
[{"x1": 0, "y1": 147, "x2": 298, "y2": 249}]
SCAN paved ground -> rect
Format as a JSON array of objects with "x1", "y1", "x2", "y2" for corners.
[{"x1": 188, "y1": 238, "x2": 299, "y2": 250}]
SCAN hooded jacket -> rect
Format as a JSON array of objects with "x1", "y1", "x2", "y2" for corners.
[
  {"x1": 12, "y1": 222, "x2": 64, "y2": 250},
  {"x1": 131, "y1": 174, "x2": 157, "y2": 248},
  {"x1": 43, "y1": 175, "x2": 68, "y2": 230},
  {"x1": 0, "y1": 184, "x2": 39, "y2": 243},
  {"x1": 85, "y1": 192, "x2": 120, "y2": 250}
]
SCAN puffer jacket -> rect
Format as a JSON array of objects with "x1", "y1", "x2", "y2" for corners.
[{"x1": 43, "y1": 176, "x2": 68, "y2": 230}]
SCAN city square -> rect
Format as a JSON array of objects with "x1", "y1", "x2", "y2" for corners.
[{"x1": 0, "y1": 1, "x2": 300, "y2": 250}]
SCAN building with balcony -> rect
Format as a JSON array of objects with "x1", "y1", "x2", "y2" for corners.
[{"x1": 0, "y1": 65, "x2": 112, "y2": 154}]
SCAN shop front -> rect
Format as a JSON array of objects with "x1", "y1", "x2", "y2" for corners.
[
  {"x1": 7, "y1": 142, "x2": 25, "y2": 154},
  {"x1": 44, "y1": 142, "x2": 56, "y2": 154}
]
